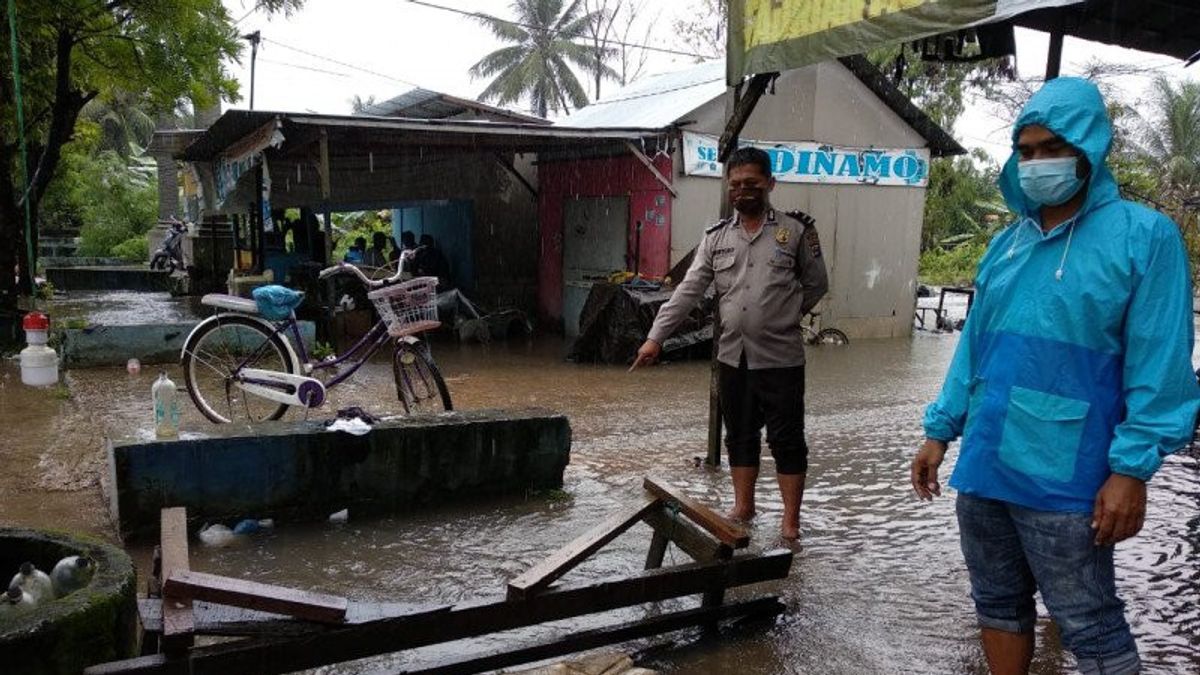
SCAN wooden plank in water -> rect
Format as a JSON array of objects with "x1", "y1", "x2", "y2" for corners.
[
  {"x1": 642, "y1": 505, "x2": 728, "y2": 563},
  {"x1": 404, "y1": 597, "x2": 785, "y2": 675},
  {"x1": 643, "y1": 477, "x2": 749, "y2": 549},
  {"x1": 159, "y1": 507, "x2": 194, "y2": 652},
  {"x1": 87, "y1": 549, "x2": 793, "y2": 675},
  {"x1": 138, "y1": 599, "x2": 446, "y2": 638},
  {"x1": 164, "y1": 570, "x2": 347, "y2": 624},
  {"x1": 507, "y1": 495, "x2": 661, "y2": 600}
]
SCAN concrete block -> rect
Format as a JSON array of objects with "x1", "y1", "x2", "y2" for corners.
[
  {"x1": 45, "y1": 266, "x2": 170, "y2": 292},
  {"x1": 107, "y1": 409, "x2": 572, "y2": 541},
  {"x1": 58, "y1": 321, "x2": 316, "y2": 368}
]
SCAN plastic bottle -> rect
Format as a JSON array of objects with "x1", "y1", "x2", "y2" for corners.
[
  {"x1": 20, "y1": 312, "x2": 59, "y2": 387},
  {"x1": 152, "y1": 371, "x2": 180, "y2": 439},
  {"x1": 50, "y1": 556, "x2": 95, "y2": 598},
  {"x1": 10, "y1": 562, "x2": 53, "y2": 603},
  {"x1": 0, "y1": 585, "x2": 37, "y2": 616}
]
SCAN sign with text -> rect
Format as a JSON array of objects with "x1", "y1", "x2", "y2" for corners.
[
  {"x1": 683, "y1": 131, "x2": 930, "y2": 188},
  {"x1": 727, "y1": 0, "x2": 1083, "y2": 84}
]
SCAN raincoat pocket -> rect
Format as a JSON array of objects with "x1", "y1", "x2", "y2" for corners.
[{"x1": 998, "y1": 386, "x2": 1090, "y2": 483}]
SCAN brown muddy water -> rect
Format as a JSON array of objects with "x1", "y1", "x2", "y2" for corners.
[{"x1": 0, "y1": 326, "x2": 1197, "y2": 674}]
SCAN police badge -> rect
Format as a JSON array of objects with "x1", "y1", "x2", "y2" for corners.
[{"x1": 775, "y1": 228, "x2": 789, "y2": 245}]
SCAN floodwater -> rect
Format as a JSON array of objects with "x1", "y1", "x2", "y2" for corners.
[{"x1": 0, "y1": 326, "x2": 1197, "y2": 674}]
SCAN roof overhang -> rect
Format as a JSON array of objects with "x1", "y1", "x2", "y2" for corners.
[
  {"x1": 178, "y1": 110, "x2": 666, "y2": 162},
  {"x1": 1011, "y1": 0, "x2": 1200, "y2": 62}
]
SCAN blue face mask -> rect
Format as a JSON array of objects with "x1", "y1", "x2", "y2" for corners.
[{"x1": 1018, "y1": 157, "x2": 1086, "y2": 207}]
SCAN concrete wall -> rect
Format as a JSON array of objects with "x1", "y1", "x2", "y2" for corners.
[
  {"x1": 668, "y1": 61, "x2": 929, "y2": 339},
  {"x1": 58, "y1": 320, "x2": 315, "y2": 368},
  {"x1": 45, "y1": 267, "x2": 170, "y2": 293},
  {"x1": 107, "y1": 408, "x2": 571, "y2": 541}
]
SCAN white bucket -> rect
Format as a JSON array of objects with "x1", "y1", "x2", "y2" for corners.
[
  {"x1": 25, "y1": 329, "x2": 48, "y2": 346},
  {"x1": 21, "y1": 346, "x2": 59, "y2": 387}
]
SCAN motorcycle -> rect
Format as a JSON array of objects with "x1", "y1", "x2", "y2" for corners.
[{"x1": 150, "y1": 218, "x2": 188, "y2": 273}]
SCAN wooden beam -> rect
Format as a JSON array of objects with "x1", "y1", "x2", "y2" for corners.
[
  {"x1": 642, "y1": 505, "x2": 727, "y2": 563},
  {"x1": 138, "y1": 599, "x2": 449, "y2": 638},
  {"x1": 318, "y1": 127, "x2": 331, "y2": 199},
  {"x1": 164, "y1": 571, "x2": 347, "y2": 624},
  {"x1": 717, "y1": 73, "x2": 775, "y2": 162},
  {"x1": 492, "y1": 152, "x2": 538, "y2": 200},
  {"x1": 644, "y1": 531, "x2": 669, "y2": 570},
  {"x1": 623, "y1": 141, "x2": 679, "y2": 198},
  {"x1": 643, "y1": 477, "x2": 750, "y2": 549},
  {"x1": 159, "y1": 507, "x2": 193, "y2": 653},
  {"x1": 507, "y1": 495, "x2": 661, "y2": 600},
  {"x1": 404, "y1": 597, "x2": 786, "y2": 675},
  {"x1": 87, "y1": 550, "x2": 793, "y2": 675}
]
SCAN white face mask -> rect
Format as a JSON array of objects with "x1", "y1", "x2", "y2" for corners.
[{"x1": 1018, "y1": 157, "x2": 1086, "y2": 207}]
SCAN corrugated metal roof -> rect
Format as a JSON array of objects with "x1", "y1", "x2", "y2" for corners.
[
  {"x1": 556, "y1": 61, "x2": 726, "y2": 129},
  {"x1": 357, "y1": 88, "x2": 549, "y2": 125}
]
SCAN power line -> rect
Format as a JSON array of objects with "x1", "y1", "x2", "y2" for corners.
[
  {"x1": 404, "y1": 0, "x2": 717, "y2": 61},
  {"x1": 262, "y1": 37, "x2": 425, "y2": 89},
  {"x1": 256, "y1": 57, "x2": 351, "y2": 78}
]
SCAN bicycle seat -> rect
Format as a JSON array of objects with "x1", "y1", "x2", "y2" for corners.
[{"x1": 201, "y1": 294, "x2": 261, "y2": 314}]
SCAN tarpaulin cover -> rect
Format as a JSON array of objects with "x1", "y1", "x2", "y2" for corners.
[{"x1": 568, "y1": 283, "x2": 714, "y2": 364}]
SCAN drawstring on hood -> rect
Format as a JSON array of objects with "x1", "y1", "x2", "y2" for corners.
[{"x1": 999, "y1": 77, "x2": 1119, "y2": 282}]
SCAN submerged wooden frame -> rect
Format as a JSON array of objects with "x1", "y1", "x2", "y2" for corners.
[{"x1": 86, "y1": 477, "x2": 792, "y2": 675}]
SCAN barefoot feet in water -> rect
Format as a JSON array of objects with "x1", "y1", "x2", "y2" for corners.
[{"x1": 725, "y1": 508, "x2": 757, "y2": 524}]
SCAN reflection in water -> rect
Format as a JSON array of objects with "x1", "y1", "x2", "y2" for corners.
[{"x1": 0, "y1": 334, "x2": 1196, "y2": 674}]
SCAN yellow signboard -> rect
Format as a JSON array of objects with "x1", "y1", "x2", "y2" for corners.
[{"x1": 743, "y1": 0, "x2": 931, "y2": 48}]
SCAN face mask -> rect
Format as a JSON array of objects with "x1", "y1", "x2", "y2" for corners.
[
  {"x1": 1018, "y1": 157, "x2": 1086, "y2": 207},
  {"x1": 730, "y1": 187, "x2": 766, "y2": 215}
]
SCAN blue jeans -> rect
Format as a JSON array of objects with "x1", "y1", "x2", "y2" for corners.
[{"x1": 956, "y1": 493, "x2": 1141, "y2": 674}]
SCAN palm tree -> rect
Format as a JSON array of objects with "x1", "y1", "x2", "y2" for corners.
[
  {"x1": 1140, "y1": 75, "x2": 1200, "y2": 199},
  {"x1": 80, "y1": 92, "x2": 157, "y2": 159},
  {"x1": 469, "y1": 0, "x2": 614, "y2": 118}
]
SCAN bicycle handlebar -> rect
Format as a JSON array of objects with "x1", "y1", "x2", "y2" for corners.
[{"x1": 317, "y1": 262, "x2": 404, "y2": 289}]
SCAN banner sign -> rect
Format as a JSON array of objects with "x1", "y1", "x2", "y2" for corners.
[
  {"x1": 213, "y1": 118, "x2": 285, "y2": 207},
  {"x1": 682, "y1": 131, "x2": 930, "y2": 187},
  {"x1": 727, "y1": 0, "x2": 1083, "y2": 84}
]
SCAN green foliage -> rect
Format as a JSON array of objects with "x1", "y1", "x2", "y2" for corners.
[
  {"x1": 110, "y1": 235, "x2": 149, "y2": 262},
  {"x1": 469, "y1": 0, "x2": 608, "y2": 117},
  {"x1": 312, "y1": 341, "x2": 335, "y2": 360},
  {"x1": 331, "y1": 210, "x2": 392, "y2": 262},
  {"x1": 918, "y1": 241, "x2": 987, "y2": 287},
  {"x1": 73, "y1": 150, "x2": 157, "y2": 258},
  {"x1": 922, "y1": 152, "x2": 1009, "y2": 252}
]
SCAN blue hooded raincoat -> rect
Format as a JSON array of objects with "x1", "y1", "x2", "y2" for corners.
[{"x1": 923, "y1": 77, "x2": 1200, "y2": 512}]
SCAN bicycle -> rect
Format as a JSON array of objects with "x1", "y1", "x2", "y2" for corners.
[
  {"x1": 180, "y1": 263, "x2": 451, "y2": 424},
  {"x1": 801, "y1": 311, "x2": 849, "y2": 346}
]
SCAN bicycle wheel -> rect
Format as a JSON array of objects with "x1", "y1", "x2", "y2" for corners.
[
  {"x1": 182, "y1": 315, "x2": 296, "y2": 424},
  {"x1": 393, "y1": 341, "x2": 452, "y2": 415},
  {"x1": 815, "y1": 328, "x2": 850, "y2": 346}
]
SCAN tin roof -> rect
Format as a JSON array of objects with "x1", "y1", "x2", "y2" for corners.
[
  {"x1": 558, "y1": 57, "x2": 965, "y2": 157},
  {"x1": 357, "y1": 88, "x2": 550, "y2": 125}
]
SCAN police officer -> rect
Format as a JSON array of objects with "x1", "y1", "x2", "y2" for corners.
[{"x1": 631, "y1": 146, "x2": 829, "y2": 540}]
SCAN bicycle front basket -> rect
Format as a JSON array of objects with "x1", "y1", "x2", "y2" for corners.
[{"x1": 368, "y1": 276, "x2": 441, "y2": 337}]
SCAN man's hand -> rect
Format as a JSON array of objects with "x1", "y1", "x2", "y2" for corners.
[
  {"x1": 1091, "y1": 474, "x2": 1147, "y2": 546},
  {"x1": 629, "y1": 339, "x2": 662, "y2": 372},
  {"x1": 911, "y1": 439, "x2": 948, "y2": 500}
]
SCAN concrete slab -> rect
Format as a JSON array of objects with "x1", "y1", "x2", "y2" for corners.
[
  {"x1": 107, "y1": 409, "x2": 572, "y2": 541},
  {"x1": 46, "y1": 266, "x2": 170, "y2": 292},
  {"x1": 58, "y1": 321, "x2": 316, "y2": 368}
]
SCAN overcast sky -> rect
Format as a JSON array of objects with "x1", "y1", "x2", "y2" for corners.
[{"x1": 223, "y1": 0, "x2": 1198, "y2": 162}]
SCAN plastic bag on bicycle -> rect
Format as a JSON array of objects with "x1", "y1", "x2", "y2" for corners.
[{"x1": 251, "y1": 285, "x2": 304, "y2": 321}]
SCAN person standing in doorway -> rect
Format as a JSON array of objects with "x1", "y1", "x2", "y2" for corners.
[
  {"x1": 631, "y1": 146, "x2": 829, "y2": 540},
  {"x1": 913, "y1": 77, "x2": 1200, "y2": 675}
]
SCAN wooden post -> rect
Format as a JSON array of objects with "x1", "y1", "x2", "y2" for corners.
[
  {"x1": 644, "y1": 531, "x2": 669, "y2": 570},
  {"x1": 706, "y1": 71, "x2": 775, "y2": 467},
  {"x1": 1046, "y1": 11, "x2": 1065, "y2": 80},
  {"x1": 159, "y1": 507, "x2": 194, "y2": 654}
]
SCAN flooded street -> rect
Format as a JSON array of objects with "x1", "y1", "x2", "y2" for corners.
[{"x1": 1, "y1": 331, "x2": 1197, "y2": 674}]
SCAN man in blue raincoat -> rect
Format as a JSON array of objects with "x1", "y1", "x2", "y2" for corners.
[{"x1": 912, "y1": 77, "x2": 1200, "y2": 674}]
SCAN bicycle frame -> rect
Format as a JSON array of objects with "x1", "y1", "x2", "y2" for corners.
[{"x1": 230, "y1": 313, "x2": 397, "y2": 392}]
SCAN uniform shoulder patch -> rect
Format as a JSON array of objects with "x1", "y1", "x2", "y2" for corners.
[
  {"x1": 804, "y1": 227, "x2": 823, "y2": 258},
  {"x1": 705, "y1": 218, "x2": 731, "y2": 234}
]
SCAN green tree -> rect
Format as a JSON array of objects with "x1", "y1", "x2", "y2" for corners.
[
  {"x1": 1139, "y1": 75, "x2": 1200, "y2": 199},
  {"x1": 80, "y1": 90, "x2": 155, "y2": 159},
  {"x1": 468, "y1": 0, "x2": 609, "y2": 118},
  {"x1": 0, "y1": 0, "x2": 302, "y2": 307}
]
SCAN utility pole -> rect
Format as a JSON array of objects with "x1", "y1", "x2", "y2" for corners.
[{"x1": 243, "y1": 30, "x2": 261, "y2": 110}]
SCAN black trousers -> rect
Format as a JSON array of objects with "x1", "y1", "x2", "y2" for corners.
[{"x1": 718, "y1": 354, "x2": 809, "y2": 474}]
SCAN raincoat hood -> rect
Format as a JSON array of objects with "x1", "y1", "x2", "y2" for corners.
[{"x1": 999, "y1": 77, "x2": 1121, "y2": 219}]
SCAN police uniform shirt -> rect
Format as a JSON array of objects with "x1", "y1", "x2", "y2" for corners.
[{"x1": 647, "y1": 208, "x2": 829, "y2": 369}]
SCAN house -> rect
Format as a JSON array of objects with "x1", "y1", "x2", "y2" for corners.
[{"x1": 547, "y1": 55, "x2": 964, "y2": 338}]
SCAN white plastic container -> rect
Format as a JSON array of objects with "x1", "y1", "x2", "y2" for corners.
[
  {"x1": 20, "y1": 345, "x2": 59, "y2": 386},
  {"x1": 20, "y1": 311, "x2": 59, "y2": 387},
  {"x1": 152, "y1": 372, "x2": 180, "y2": 439}
]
